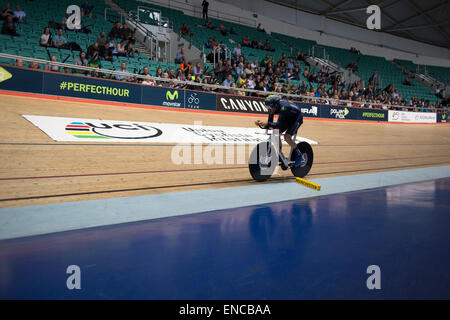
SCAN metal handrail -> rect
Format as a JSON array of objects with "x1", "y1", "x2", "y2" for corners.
[{"x1": 1, "y1": 53, "x2": 444, "y2": 112}]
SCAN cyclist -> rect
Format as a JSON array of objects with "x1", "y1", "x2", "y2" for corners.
[{"x1": 255, "y1": 95, "x2": 303, "y2": 167}]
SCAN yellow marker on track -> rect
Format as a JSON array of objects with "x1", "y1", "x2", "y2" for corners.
[{"x1": 295, "y1": 177, "x2": 321, "y2": 191}]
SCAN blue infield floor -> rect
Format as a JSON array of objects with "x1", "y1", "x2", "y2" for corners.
[{"x1": 0, "y1": 168, "x2": 449, "y2": 299}]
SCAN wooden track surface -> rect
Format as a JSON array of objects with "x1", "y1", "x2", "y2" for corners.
[{"x1": 0, "y1": 93, "x2": 449, "y2": 208}]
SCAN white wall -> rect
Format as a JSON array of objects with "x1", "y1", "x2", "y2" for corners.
[{"x1": 139, "y1": 0, "x2": 450, "y2": 67}]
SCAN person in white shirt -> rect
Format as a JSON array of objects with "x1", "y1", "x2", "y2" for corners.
[
  {"x1": 40, "y1": 27, "x2": 51, "y2": 47},
  {"x1": 13, "y1": 5, "x2": 26, "y2": 23}
]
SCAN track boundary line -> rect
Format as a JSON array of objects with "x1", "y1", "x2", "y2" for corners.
[{"x1": 1, "y1": 161, "x2": 448, "y2": 203}]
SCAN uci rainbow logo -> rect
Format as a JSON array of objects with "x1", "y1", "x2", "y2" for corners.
[{"x1": 65, "y1": 122, "x2": 111, "y2": 139}]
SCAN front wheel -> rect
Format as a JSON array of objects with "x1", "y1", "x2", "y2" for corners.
[
  {"x1": 249, "y1": 141, "x2": 276, "y2": 182},
  {"x1": 290, "y1": 142, "x2": 313, "y2": 178}
]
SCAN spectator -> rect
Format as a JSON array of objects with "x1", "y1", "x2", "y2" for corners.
[
  {"x1": 403, "y1": 77, "x2": 412, "y2": 86},
  {"x1": 1, "y1": 16, "x2": 18, "y2": 36},
  {"x1": 29, "y1": 61, "x2": 40, "y2": 70},
  {"x1": 81, "y1": 1, "x2": 93, "y2": 18},
  {"x1": 116, "y1": 62, "x2": 130, "y2": 81},
  {"x1": 230, "y1": 26, "x2": 237, "y2": 35},
  {"x1": 87, "y1": 42, "x2": 99, "y2": 58},
  {"x1": 202, "y1": 0, "x2": 209, "y2": 20},
  {"x1": 88, "y1": 53, "x2": 100, "y2": 69},
  {"x1": 115, "y1": 39, "x2": 127, "y2": 56},
  {"x1": 256, "y1": 23, "x2": 265, "y2": 33},
  {"x1": 100, "y1": 41, "x2": 113, "y2": 61},
  {"x1": 52, "y1": 28, "x2": 67, "y2": 48},
  {"x1": 242, "y1": 36, "x2": 250, "y2": 47},
  {"x1": 96, "y1": 32, "x2": 107, "y2": 47},
  {"x1": 193, "y1": 62, "x2": 203, "y2": 77},
  {"x1": 125, "y1": 41, "x2": 135, "y2": 57},
  {"x1": 155, "y1": 66, "x2": 163, "y2": 78},
  {"x1": 40, "y1": 27, "x2": 52, "y2": 47},
  {"x1": 264, "y1": 40, "x2": 273, "y2": 51},
  {"x1": 15, "y1": 59, "x2": 23, "y2": 67},
  {"x1": 46, "y1": 55, "x2": 60, "y2": 72},
  {"x1": 232, "y1": 43, "x2": 242, "y2": 58},
  {"x1": 121, "y1": 23, "x2": 133, "y2": 41},
  {"x1": 204, "y1": 37, "x2": 212, "y2": 49},
  {"x1": 13, "y1": 5, "x2": 26, "y2": 24},
  {"x1": 1, "y1": 3, "x2": 13, "y2": 20},
  {"x1": 142, "y1": 75, "x2": 156, "y2": 86},
  {"x1": 180, "y1": 58, "x2": 191, "y2": 77},
  {"x1": 204, "y1": 18, "x2": 213, "y2": 29},
  {"x1": 108, "y1": 22, "x2": 121, "y2": 39},
  {"x1": 175, "y1": 47, "x2": 185, "y2": 64},
  {"x1": 74, "y1": 51, "x2": 89, "y2": 66},
  {"x1": 180, "y1": 24, "x2": 194, "y2": 38},
  {"x1": 219, "y1": 23, "x2": 227, "y2": 36},
  {"x1": 222, "y1": 74, "x2": 233, "y2": 87}
]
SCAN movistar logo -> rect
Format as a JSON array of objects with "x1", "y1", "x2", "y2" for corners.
[
  {"x1": 443, "y1": 114, "x2": 447, "y2": 120},
  {"x1": 166, "y1": 90, "x2": 179, "y2": 100},
  {"x1": 0, "y1": 66, "x2": 12, "y2": 83}
]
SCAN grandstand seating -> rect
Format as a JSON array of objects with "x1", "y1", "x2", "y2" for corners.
[{"x1": 0, "y1": 0, "x2": 446, "y2": 105}]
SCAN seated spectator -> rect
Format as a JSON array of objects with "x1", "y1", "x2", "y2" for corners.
[
  {"x1": 222, "y1": 74, "x2": 233, "y2": 87},
  {"x1": 180, "y1": 58, "x2": 191, "y2": 77},
  {"x1": 52, "y1": 28, "x2": 67, "y2": 48},
  {"x1": 121, "y1": 23, "x2": 133, "y2": 41},
  {"x1": 28, "y1": 61, "x2": 40, "y2": 70},
  {"x1": 230, "y1": 26, "x2": 237, "y2": 35},
  {"x1": 242, "y1": 36, "x2": 250, "y2": 47},
  {"x1": 193, "y1": 62, "x2": 203, "y2": 77},
  {"x1": 232, "y1": 43, "x2": 242, "y2": 58},
  {"x1": 237, "y1": 72, "x2": 247, "y2": 88},
  {"x1": 142, "y1": 75, "x2": 156, "y2": 86},
  {"x1": 88, "y1": 53, "x2": 100, "y2": 69},
  {"x1": 204, "y1": 18, "x2": 213, "y2": 29},
  {"x1": 15, "y1": 59, "x2": 23, "y2": 67},
  {"x1": 219, "y1": 23, "x2": 227, "y2": 36},
  {"x1": 204, "y1": 37, "x2": 212, "y2": 49},
  {"x1": 403, "y1": 77, "x2": 412, "y2": 86},
  {"x1": 264, "y1": 40, "x2": 272, "y2": 51},
  {"x1": 168, "y1": 68, "x2": 176, "y2": 79},
  {"x1": 175, "y1": 47, "x2": 185, "y2": 64},
  {"x1": 13, "y1": 5, "x2": 26, "y2": 24},
  {"x1": 99, "y1": 41, "x2": 113, "y2": 61},
  {"x1": 297, "y1": 50, "x2": 306, "y2": 62},
  {"x1": 40, "y1": 27, "x2": 52, "y2": 47},
  {"x1": 180, "y1": 24, "x2": 194, "y2": 37},
  {"x1": 251, "y1": 38, "x2": 258, "y2": 48},
  {"x1": 256, "y1": 23, "x2": 265, "y2": 33},
  {"x1": 87, "y1": 42, "x2": 100, "y2": 58},
  {"x1": 114, "y1": 39, "x2": 127, "y2": 56},
  {"x1": 1, "y1": 16, "x2": 18, "y2": 36},
  {"x1": 96, "y1": 32, "x2": 107, "y2": 48},
  {"x1": 125, "y1": 41, "x2": 135, "y2": 57},
  {"x1": 46, "y1": 55, "x2": 60, "y2": 72},
  {"x1": 212, "y1": 37, "x2": 218, "y2": 48},
  {"x1": 155, "y1": 66, "x2": 163, "y2": 78},
  {"x1": 1, "y1": 3, "x2": 13, "y2": 20},
  {"x1": 81, "y1": 1, "x2": 93, "y2": 18},
  {"x1": 108, "y1": 22, "x2": 122, "y2": 39},
  {"x1": 74, "y1": 51, "x2": 89, "y2": 66},
  {"x1": 257, "y1": 39, "x2": 264, "y2": 50},
  {"x1": 115, "y1": 62, "x2": 130, "y2": 81}
]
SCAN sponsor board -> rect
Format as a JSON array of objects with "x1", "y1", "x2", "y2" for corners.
[
  {"x1": 216, "y1": 94, "x2": 268, "y2": 114},
  {"x1": 184, "y1": 90, "x2": 216, "y2": 111},
  {"x1": 437, "y1": 113, "x2": 448, "y2": 123},
  {"x1": 142, "y1": 86, "x2": 184, "y2": 108},
  {"x1": 295, "y1": 102, "x2": 319, "y2": 117},
  {"x1": 43, "y1": 72, "x2": 141, "y2": 103},
  {"x1": 388, "y1": 110, "x2": 436, "y2": 123},
  {"x1": 0, "y1": 65, "x2": 43, "y2": 93},
  {"x1": 23, "y1": 115, "x2": 319, "y2": 145},
  {"x1": 357, "y1": 109, "x2": 388, "y2": 121},
  {"x1": 320, "y1": 105, "x2": 358, "y2": 120}
]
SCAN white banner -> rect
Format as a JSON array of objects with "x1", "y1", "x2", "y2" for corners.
[
  {"x1": 388, "y1": 110, "x2": 436, "y2": 123},
  {"x1": 23, "y1": 115, "x2": 319, "y2": 145}
]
